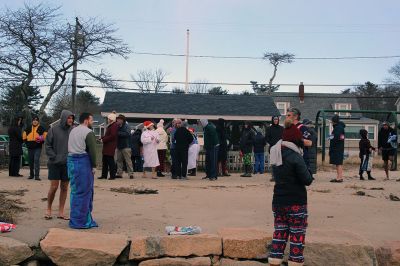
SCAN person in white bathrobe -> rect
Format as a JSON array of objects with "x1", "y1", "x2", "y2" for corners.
[
  {"x1": 141, "y1": 121, "x2": 160, "y2": 179},
  {"x1": 187, "y1": 128, "x2": 200, "y2": 176}
]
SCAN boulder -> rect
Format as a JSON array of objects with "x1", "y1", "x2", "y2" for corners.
[
  {"x1": 40, "y1": 228, "x2": 128, "y2": 266},
  {"x1": 0, "y1": 236, "x2": 34, "y2": 265},
  {"x1": 139, "y1": 257, "x2": 211, "y2": 266},
  {"x1": 218, "y1": 228, "x2": 271, "y2": 259},
  {"x1": 130, "y1": 234, "x2": 222, "y2": 260},
  {"x1": 220, "y1": 258, "x2": 267, "y2": 265},
  {"x1": 375, "y1": 241, "x2": 400, "y2": 266}
]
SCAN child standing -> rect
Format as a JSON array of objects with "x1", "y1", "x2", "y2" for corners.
[{"x1": 359, "y1": 129, "x2": 375, "y2": 180}]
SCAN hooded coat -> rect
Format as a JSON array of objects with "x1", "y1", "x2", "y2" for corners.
[
  {"x1": 329, "y1": 121, "x2": 346, "y2": 165},
  {"x1": 266, "y1": 116, "x2": 283, "y2": 150},
  {"x1": 131, "y1": 129, "x2": 143, "y2": 157},
  {"x1": 45, "y1": 110, "x2": 74, "y2": 165},
  {"x1": 8, "y1": 118, "x2": 23, "y2": 156},
  {"x1": 156, "y1": 126, "x2": 168, "y2": 150},
  {"x1": 240, "y1": 127, "x2": 255, "y2": 154}
]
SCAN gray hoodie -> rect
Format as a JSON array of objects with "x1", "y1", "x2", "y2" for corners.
[{"x1": 45, "y1": 110, "x2": 74, "y2": 165}]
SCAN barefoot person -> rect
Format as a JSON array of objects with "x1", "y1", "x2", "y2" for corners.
[
  {"x1": 141, "y1": 121, "x2": 160, "y2": 179},
  {"x1": 378, "y1": 122, "x2": 397, "y2": 180},
  {"x1": 44, "y1": 110, "x2": 74, "y2": 220},
  {"x1": 268, "y1": 119, "x2": 313, "y2": 266},
  {"x1": 67, "y1": 113, "x2": 98, "y2": 229}
]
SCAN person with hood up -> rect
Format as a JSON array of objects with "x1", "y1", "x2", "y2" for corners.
[
  {"x1": 216, "y1": 118, "x2": 231, "y2": 177},
  {"x1": 266, "y1": 116, "x2": 284, "y2": 181},
  {"x1": 240, "y1": 121, "x2": 255, "y2": 177},
  {"x1": 268, "y1": 118, "x2": 313, "y2": 266},
  {"x1": 116, "y1": 114, "x2": 134, "y2": 179},
  {"x1": 187, "y1": 128, "x2": 200, "y2": 176},
  {"x1": 253, "y1": 128, "x2": 267, "y2": 174},
  {"x1": 200, "y1": 119, "x2": 219, "y2": 181},
  {"x1": 378, "y1": 121, "x2": 397, "y2": 180},
  {"x1": 131, "y1": 124, "x2": 143, "y2": 172},
  {"x1": 156, "y1": 119, "x2": 168, "y2": 177},
  {"x1": 45, "y1": 110, "x2": 75, "y2": 220},
  {"x1": 141, "y1": 121, "x2": 160, "y2": 179},
  {"x1": 302, "y1": 119, "x2": 318, "y2": 175},
  {"x1": 8, "y1": 115, "x2": 24, "y2": 177},
  {"x1": 329, "y1": 115, "x2": 346, "y2": 183},
  {"x1": 98, "y1": 113, "x2": 119, "y2": 180},
  {"x1": 23, "y1": 115, "x2": 47, "y2": 180},
  {"x1": 359, "y1": 129, "x2": 375, "y2": 181},
  {"x1": 174, "y1": 119, "x2": 194, "y2": 179}
]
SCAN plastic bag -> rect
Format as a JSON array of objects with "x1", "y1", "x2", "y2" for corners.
[
  {"x1": 0, "y1": 222, "x2": 16, "y2": 233},
  {"x1": 165, "y1": 226, "x2": 202, "y2": 235}
]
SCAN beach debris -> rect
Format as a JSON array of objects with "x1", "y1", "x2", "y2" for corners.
[
  {"x1": 166, "y1": 225, "x2": 202, "y2": 235},
  {"x1": 369, "y1": 187, "x2": 384, "y2": 190},
  {"x1": 312, "y1": 189, "x2": 331, "y2": 193},
  {"x1": 389, "y1": 194, "x2": 400, "y2": 201},
  {"x1": 0, "y1": 194, "x2": 27, "y2": 223},
  {"x1": 0, "y1": 189, "x2": 28, "y2": 196},
  {"x1": 346, "y1": 184, "x2": 366, "y2": 190},
  {"x1": 355, "y1": 191, "x2": 366, "y2": 196},
  {"x1": 110, "y1": 187, "x2": 158, "y2": 195},
  {"x1": 327, "y1": 216, "x2": 334, "y2": 218}
]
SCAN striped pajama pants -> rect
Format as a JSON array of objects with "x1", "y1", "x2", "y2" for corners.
[{"x1": 269, "y1": 205, "x2": 308, "y2": 265}]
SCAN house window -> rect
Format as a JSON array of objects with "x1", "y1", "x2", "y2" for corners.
[
  {"x1": 334, "y1": 103, "x2": 351, "y2": 117},
  {"x1": 343, "y1": 125, "x2": 376, "y2": 140},
  {"x1": 275, "y1": 102, "x2": 290, "y2": 115}
]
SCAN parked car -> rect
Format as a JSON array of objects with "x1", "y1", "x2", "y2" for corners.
[{"x1": 0, "y1": 134, "x2": 29, "y2": 166}]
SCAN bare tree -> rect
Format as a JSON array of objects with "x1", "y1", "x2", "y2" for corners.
[
  {"x1": 131, "y1": 68, "x2": 168, "y2": 93},
  {"x1": 0, "y1": 3, "x2": 131, "y2": 118},
  {"x1": 189, "y1": 79, "x2": 210, "y2": 94},
  {"x1": 261, "y1": 52, "x2": 295, "y2": 94}
]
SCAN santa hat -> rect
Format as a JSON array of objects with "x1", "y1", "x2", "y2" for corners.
[
  {"x1": 143, "y1": 121, "x2": 154, "y2": 129},
  {"x1": 108, "y1": 113, "x2": 117, "y2": 122},
  {"x1": 282, "y1": 119, "x2": 302, "y2": 143},
  {"x1": 157, "y1": 119, "x2": 164, "y2": 128}
]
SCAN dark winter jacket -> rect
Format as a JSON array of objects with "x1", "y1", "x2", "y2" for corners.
[
  {"x1": 131, "y1": 129, "x2": 143, "y2": 157},
  {"x1": 216, "y1": 119, "x2": 229, "y2": 161},
  {"x1": 240, "y1": 128, "x2": 255, "y2": 154},
  {"x1": 101, "y1": 122, "x2": 119, "y2": 156},
  {"x1": 174, "y1": 127, "x2": 194, "y2": 150},
  {"x1": 272, "y1": 147, "x2": 313, "y2": 206},
  {"x1": 329, "y1": 121, "x2": 346, "y2": 165},
  {"x1": 45, "y1": 110, "x2": 74, "y2": 165},
  {"x1": 117, "y1": 122, "x2": 131, "y2": 150},
  {"x1": 359, "y1": 139, "x2": 374, "y2": 158},
  {"x1": 253, "y1": 132, "x2": 267, "y2": 153},
  {"x1": 203, "y1": 123, "x2": 219, "y2": 150},
  {"x1": 8, "y1": 120, "x2": 23, "y2": 157},
  {"x1": 378, "y1": 127, "x2": 397, "y2": 151},
  {"x1": 266, "y1": 123, "x2": 283, "y2": 150}
]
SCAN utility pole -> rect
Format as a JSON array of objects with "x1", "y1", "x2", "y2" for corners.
[
  {"x1": 71, "y1": 17, "x2": 81, "y2": 114},
  {"x1": 185, "y1": 29, "x2": 190, "y2": 93}
]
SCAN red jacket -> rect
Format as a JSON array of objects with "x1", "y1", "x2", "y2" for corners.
[{"x1": 102, "y1": 122, "x2": 119, "y2": 156}]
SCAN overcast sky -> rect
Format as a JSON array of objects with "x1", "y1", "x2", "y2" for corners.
[{"x1": 3, "y1": 0, "x2": 400, "y2": 101}]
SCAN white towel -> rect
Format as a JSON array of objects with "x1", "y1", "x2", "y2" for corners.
[{"x1": 270, "y1": 140, "x2": 303, "y2": 166}]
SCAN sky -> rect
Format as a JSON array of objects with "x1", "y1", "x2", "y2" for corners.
[{"x1": 3, "y1": 0, "x2": 400, "y2": 102}]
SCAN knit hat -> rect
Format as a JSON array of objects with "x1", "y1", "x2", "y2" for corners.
[
  {"x1": 282, "y1": 119, "x2": 302, "y2": 143},
  {"x1": 143, "y1": 121, "x2": 154, "y2": 129},
  {"x1": 108, "y1": 113, "x2": 117, "y2": 122},
  {"x1": 332, "y1": 114, "x2": 339, "y2": 124},
  {"x1": 157, "y1": 119, "x2": 164, "y2": 128},
  {"x1": 287, "y1": 107, "x2": 301, "y2": 118}
]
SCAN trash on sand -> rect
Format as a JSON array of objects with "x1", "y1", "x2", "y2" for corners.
[
  {"x1": 110, "y1": 187, "x2": 158, "y2": 195},
  {"x1": 389, "y1": 194, "x2": 400, "y2": 201},
  {"x1": 0, "y1": 222, "x2": 16, "y2": 233},
  {"x1": 369, "y1": 187, "x2": 384, "y2": 190},
  {"x1": 166, "y1": 226, "x2": 202, "y2": 235},
  {"x1": 355, "y1": 191, "x2": 366, "y2": 196}
]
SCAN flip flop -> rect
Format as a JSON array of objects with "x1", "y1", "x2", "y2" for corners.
[
  {"x1": 44, "y1": 215, "x2": 53, "y2": 220},
  {"x1": 57, "y1": 216, "x2": 70, "y2": 220}
]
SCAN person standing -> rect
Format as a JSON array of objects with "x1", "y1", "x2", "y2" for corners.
[
  {"x1": 98, "y1": 113, "x2": 119, "y2": 180},
  {"x1": 268, "y1": 119, "x2": 313, "y2": 266},
  {"x1": 67, "y1": 113, "x2": 98, "y2": 229},
  {"x1": 115, "y1": 115, "x2": 134, "y2": 179},
  {"x1": 240, "y1": 121, "x2": 255, "y2": 177},
  {"x1": 266, "y1": 116, "x2": 284, "y2": 181},
  {"x1": 216, "y1": 118, "x2": 231, "y2": 177},
  {"x1": 253, "y1": 129, "x2": 267, "y2": 174},
  {"x1": 45, "y1": 110, "x2": 74, "y2": 220},
  {"x1": 302, "y1": 119, "x2": 318, "y2": 175},
  {"x1": 8, "y1": 116, "x2": 24, "y2": 177},
  {"x1": 378, "y1": 121, "x2": 397, "y2": 180},
  {"x1": 188, "y1": 128, "x2": 200, "y2": 176},
  {"x1": 329, "y1": 115, "x2": 345, "y2": 183},
  {"x1": 174, "y1": 120, "x2": 194, "y2": 179},
  {"x1": 359, "y1": 129, "x2": 375, "y2": 181},
  {"x1": 23, "y1": 115, "x2": 47, "y2": 180},
  {"x1": 169, "y1": 119, "x2": 178, "y2": 179},
  {"x1": 131, "y1": 125, "x2": 143, "y2": 172},
  {"x1": 156, "y1": 119, "x2": 168, "y2": 177},
  {"x1": 141, "y1": 121, "x2": 160, "y2": 179},
  {"x1": 200, "y1": 119, "x2": 219, "y2": 181}
]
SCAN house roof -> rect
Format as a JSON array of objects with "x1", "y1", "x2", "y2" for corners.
[
  {"x1": 101, "y1": 92, "x2": 280, "y2": 121},
  {"x1": 271, "y1": 92, "x2": 362, "y2": 120}
]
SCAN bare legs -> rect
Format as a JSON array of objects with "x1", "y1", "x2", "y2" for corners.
[{"x1": 47, "y1": 180, "x2": 69, "y2": 218}]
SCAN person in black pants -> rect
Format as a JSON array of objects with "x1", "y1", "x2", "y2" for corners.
[
  {"x1": 174, "y1": 120, "x2": 194, "y2": 179},
  {"x1": 131, "y1": 126, "x2": 144, "y2": 172},
  {"x1": 8, "y1": 116, "x2": 24, "y2": 177}
]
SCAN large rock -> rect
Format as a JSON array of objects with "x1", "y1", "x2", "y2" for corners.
[
  {"x1": 375, "y1": 241, "x2": 400, "y2": 266},
  {"x1": 220, "y1": 258, "x2": 267, "y2": 265},
  {"x1": 218, "y1": 228, "x2": 271, "y2": 259},
  {"x1": 40, "y1": 228, "x2": 128, "y2": 266},
  {"x1": 130, "y1": 234, "x2": 222, "y2": 260},
  {"x1": 0, "y1": 236, "x2": 34, "y2": 265},
  {"x1": 139, "y1": 257, "x2": 211, "y2": 266}
]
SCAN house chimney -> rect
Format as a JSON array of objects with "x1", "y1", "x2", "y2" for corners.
[{"x1": 299, "y1": 82, "x2": 304, "y2": 103}]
